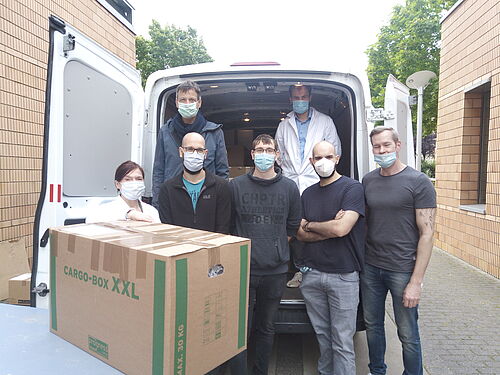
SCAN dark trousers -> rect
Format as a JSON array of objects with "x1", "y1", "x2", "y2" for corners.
[
  {"x1": 248, "y1": 273, "x2": 286, "y2": 374},
  {"x1": 208, "y1": 273, "x2": 286, "y2": 375}
]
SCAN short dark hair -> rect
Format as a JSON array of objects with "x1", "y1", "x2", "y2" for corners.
[
  {"x1": 252, "y1": 134, "x2": 278, "y2": 151},
  {"x1": 369, "y1": 126, "x2": 400, "y2": 144},
  {"x1": 114, "y1": 160, "x2": 144, "y2": 182},
  {"x1": 289, "y1": 84, "x2": 312, "y2": 97},
  {"x1": 176, "y1": 80, "x2": 201, "y2": 100}
]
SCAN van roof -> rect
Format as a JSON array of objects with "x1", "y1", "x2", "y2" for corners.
[{"x1": 146, "y1": 61, "x2": 367, "y2": 83}]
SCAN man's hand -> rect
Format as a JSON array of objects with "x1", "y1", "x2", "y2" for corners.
[
  {"x1": 335, "y1": 209, "x2": 345, "y2": 220},
  {"x1": 127, "y1": 209, "x2": 154, "y2": 222},
  {"x1": 402, "y1": 281, "x2": 422, "y2": 308},
  {"x1": 300, "y1": 219, "x2": 309, "y2": 231}
]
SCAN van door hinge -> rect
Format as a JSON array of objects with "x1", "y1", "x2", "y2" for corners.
[
  {"x1": 366, "y1": 108, "x2": 394, "y2": 122},
  {"x1": 63, "y1": 34, "x2": 75, "y2": 56}
]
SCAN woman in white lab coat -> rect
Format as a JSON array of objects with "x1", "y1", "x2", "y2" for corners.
[{"x1": 85, "y1": 160, "x2": 160, "y2": 223}]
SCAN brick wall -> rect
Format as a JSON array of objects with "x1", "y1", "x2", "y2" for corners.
[
  {"x1": 436, "y1": 0, "x2": 500, "y2": 278},
  {"x1": 0, "y1": 0, "x2": 136, "y2": 260}
]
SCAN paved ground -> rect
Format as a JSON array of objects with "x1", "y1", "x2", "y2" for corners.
[
  {"x1": 267, "y1": 247, "x2": 499, "y2": 374},
  {"x1": 385, "y1": 247, "x2": 499, "y2": 375}
]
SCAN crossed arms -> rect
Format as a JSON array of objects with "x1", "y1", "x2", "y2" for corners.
[{"x1": 296, "y1": 209, "x2": 360, "y2": 242}]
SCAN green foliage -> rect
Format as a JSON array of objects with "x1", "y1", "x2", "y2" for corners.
[
  {"x1": 136, "y1": 20, "x2": 213, "y2": 87},
  {"x1": 366, "y1": 0, "x2": 458, "y2": 135},
  {"x1": 421, "y1": 158, "x2": 435, "y2": 178}
]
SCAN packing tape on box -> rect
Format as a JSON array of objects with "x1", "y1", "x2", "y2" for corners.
[
  {"x1": 103, "y1": 242, "x2": 130, "y2": 281},
  {"x1": 208, "y1": 246, "x2": 221, "y2": 268},
  {"x1": 90, "y1": 240, "x2": 100, "y2": 271},
  {"x1": 136, "y1": 250, "x2": 147, "y2": 279}
]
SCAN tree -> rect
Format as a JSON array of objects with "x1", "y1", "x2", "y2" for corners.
[
  {"x1": 136, "y1": 20, "x2": 213, "y2": 86},
  {"x1": 366, "y1": 0, "x2": 458, "y2": 136}
]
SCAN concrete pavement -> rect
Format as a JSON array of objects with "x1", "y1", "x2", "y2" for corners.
[{"x1": 268, "y1": 246, "x2": 499, "y2": 374}]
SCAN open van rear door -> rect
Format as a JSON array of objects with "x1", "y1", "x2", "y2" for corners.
[
  {"x1": 383, "y1": 75, "x2": 415, "y2": 167},
  {"x1": 32, "y1": 16, "x2": 144, "y2": 308}
]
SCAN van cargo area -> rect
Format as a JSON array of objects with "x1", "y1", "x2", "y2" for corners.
[
  {"x1": 155, "y1": 79, "x2": 358, "y2": 334},
  {"x1": 157, "y1": 80, "x2": 357, "y2": 180}
]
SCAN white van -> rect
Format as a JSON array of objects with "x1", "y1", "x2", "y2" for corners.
[{"x1": 32, "y1": 17, "x2": 415, "y2": 330}]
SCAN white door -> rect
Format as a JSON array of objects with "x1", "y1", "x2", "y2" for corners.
[
  {"x1": 383, "y1": 74, "x2": 415, "y2": 167},
  {"x1": 32, "y1": 16, "x2": 144, "y2": 308}
]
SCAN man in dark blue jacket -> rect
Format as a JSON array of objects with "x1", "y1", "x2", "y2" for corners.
[
  {"x1": 152, "y1": 80, "x2": 229, "y2": 208},
  {"x1": 158, "y1": 132, "x2": 231, "y2": 234}
]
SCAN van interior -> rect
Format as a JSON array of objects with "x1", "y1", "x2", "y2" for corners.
[{"x1": 159, "y1": 80, "x2": 357, "y2": 179}]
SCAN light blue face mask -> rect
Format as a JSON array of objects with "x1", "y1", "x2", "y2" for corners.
[
  {"x1": 292, "y1": 100, "x2": 309, "y2": 115},
  {"x1": 374, "y1": 152, "x2": 397, "y2": 168},
  {"x1": 178, "y1": 102, "x2": 199, "y2": 118},
  {"x1": 254, "y1": 153, "x2": 275, "y2": 172}
]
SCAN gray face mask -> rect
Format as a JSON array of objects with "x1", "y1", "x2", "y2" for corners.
[{"x1": 183, "y1": 151, "x2": 204, "y2": 173}]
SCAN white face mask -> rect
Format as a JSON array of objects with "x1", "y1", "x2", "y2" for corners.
[
  {"x1": 183, "y1": 151, "x2": 205, "y2": 173},
  {"x1": 314, "y1": 158, "x2": 336, "y2": 178},
  {"x1": 120, "y1": 180, "x2": 145, "y2": 200}
]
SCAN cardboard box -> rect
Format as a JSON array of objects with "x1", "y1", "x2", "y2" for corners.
[
  {"x1": 49, "y1": 222, "x2": 250, "y2": 375},
  {"x1": 8, "y1": 272, "x2": 31, "y2": 305},
  {"x1": 224, "y1": 129, "x2": 236, "y2": 146},
  {"x1": 229, "y1": 166, "x2": 254, "y2": 178},
  {"x1": 236, "y1": 130, "x2": 254, "y2": 149},
  {"x1": 0, "y1": 240, "x2": 30, "y2": 300},
  {"x1": 226, "y1": 145, "x2": 246, "y2": 166}
]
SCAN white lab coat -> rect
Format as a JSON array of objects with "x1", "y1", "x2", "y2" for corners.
[
  {"x1": 85, "y1": 196, "x2": 160, "y2": 224},
  {"x1": 275, "y1": 107, "x2": 342, "y2": 194}
]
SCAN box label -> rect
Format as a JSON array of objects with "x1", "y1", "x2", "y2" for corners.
[
  {"x1": 62, "y1": 265, "x2": 140, "y2": 300},
  {"x1": 175, "y1": 258, "x2": 188, "y2": 375},
  {"x1": 88, "y1": 335, "x2": 109, "y2": 359},
  {"x1": 202, "y1": 291, "x2": 227, "y2": 344}
]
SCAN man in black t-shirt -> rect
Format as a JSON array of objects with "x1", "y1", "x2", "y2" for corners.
[{"x1": 297, "y1": 141, "x2": 365, "y2": 375}]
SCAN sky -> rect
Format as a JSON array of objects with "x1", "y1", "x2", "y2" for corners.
[{"x1": 130, "y1": 0, "x2": 406, "y2": 74}]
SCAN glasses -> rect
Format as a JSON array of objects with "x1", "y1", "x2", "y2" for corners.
[
  {"x1": 254, "y1": 147, "x2": 276, "y2": 154},
  {"x1": 182, "y1": 146, "x2": 206, "y2": 154}
]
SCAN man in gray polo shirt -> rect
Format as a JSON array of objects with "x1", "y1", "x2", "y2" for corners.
[{"x1": 361, "y1": 126, "x2": 436, "y2": 375}]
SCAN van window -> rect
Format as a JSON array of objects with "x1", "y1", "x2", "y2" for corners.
[
  {"x1": 63, "y1": 61, "x2": 132, "y2": 196},
  {"x1": 158, "y1": 80, "x2": 355, "y2": 178}
]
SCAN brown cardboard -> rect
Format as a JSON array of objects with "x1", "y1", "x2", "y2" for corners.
[
  {"x1": 224, "y1": 129, "x2": 236, "y2": 146},
  {"x1": 229, "y1": 166, "x2": 254, "y2": 178},
  {"x1": 0, "y1": 240, "x2": 30, "y2": 300},
  {"x1": 8, "y1": 272, "x2": 31, "y2": 305},
  {"x1": 226, "y1": 145, "x2": 246, "y2": 165},
  {"x1": 236, "y1": 129, "x2": 254, "y2": 149},
  {"x1": 49, "y1": 222, "x2": 250, "y2": 375}
]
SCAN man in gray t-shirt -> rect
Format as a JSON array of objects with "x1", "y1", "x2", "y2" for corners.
[{"x1": 361, "y1": 127, "x2": 436, "y2": 375}]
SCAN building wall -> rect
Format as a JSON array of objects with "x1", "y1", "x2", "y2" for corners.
[
  {"x1": 436, "y1": 0, "x2": 499, "y2": 278},
  {"x1": 0, "y1": 0, "x2": 136, "y2": 262}
]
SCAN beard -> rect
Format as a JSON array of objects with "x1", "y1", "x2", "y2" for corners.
[{"x1": 184, "y1": 166, "x2": 203, "y2": 175}]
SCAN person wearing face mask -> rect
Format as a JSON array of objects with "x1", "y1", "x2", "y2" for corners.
[
  {"x1": 275, "y1": 84, "x2": 342, "y2": 194},
  {"x1": 361, "y1": 127, "x2": 436, "y2": 375},
  {"x1": 157, "y1": 132, "x2": 231, "y2": 233},
  {"x1": 85, "y1": 161, "x2": 160, "y2": 224},
  {"x1": 275, "y1": 84, "x2": 342, "y2": 288},
  {"x1": 152, "y1": 80, "x2": 229, "y2": 208},
  {"x1": 296, "y1": 141, "x2": 365, "y2": 375},
  {"x1": 228, "y1": 134, "x2": 301, "y2": 375}
]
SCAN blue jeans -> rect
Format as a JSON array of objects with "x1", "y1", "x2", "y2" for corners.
[
  {"x1": 360, "y1": 264, "x2": 423, "y2": 375},
  {"x1": 300, "y1": 269, "x2": 359, "y2": 375}
]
